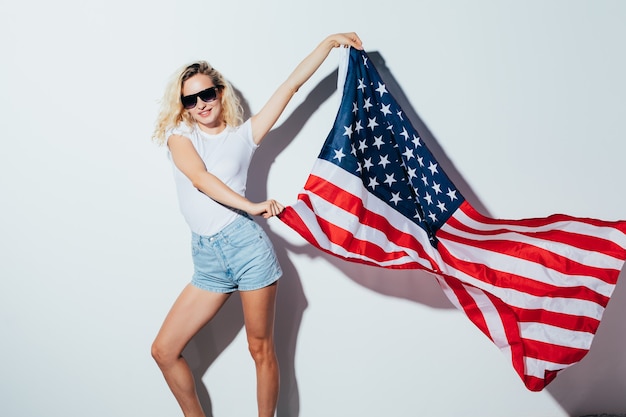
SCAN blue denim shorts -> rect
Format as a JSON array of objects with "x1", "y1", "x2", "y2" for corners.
[{"x1": 190, "y1": 215, "x2": 282, "y2": 293}]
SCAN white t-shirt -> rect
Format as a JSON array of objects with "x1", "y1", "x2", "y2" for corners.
[{"x1": 167, "y1": 120, "x2": 258, "y2": 236}]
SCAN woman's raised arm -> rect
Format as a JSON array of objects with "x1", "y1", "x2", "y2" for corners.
[{"x1": 250, "y1": 32, "x2": 362, "y2": 145}]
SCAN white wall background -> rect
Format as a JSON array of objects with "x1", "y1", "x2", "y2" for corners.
[{"x1": 1, "y1": 1, "x2": 625, "y2": 416}]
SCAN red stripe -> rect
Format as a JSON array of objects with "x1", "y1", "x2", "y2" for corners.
[
  {"x1": 278, "y1": 206, "x2": 320, "y2": 247},
  {"x1": 438, "y1": 227, "x2": 618, "y2": 285},
  {"x1": 448, "y1": 213, "x2": 626, "y2": 260},
  {"x1": 523, "y1": 338, "x2": 589, "y2": 365},
  {"x1": 279, "y1": 198, "x2": 425, "y2": 270},
  {"x1": 303, "y1": 175, "x2": 439, "y2": 269},
  {"x1": 512, "y1": 307, "x2": 601, "y2": 334},
  {"x1": 440, "y1": 273, "x2": 533, "y2": 390},
  {"x1": 438, "y1": 276, "x2": 492, "y2": 340},
  {"x1": 461, "y1": 202, "x2": 626, "y2": 234},
  {"x1": 314, "y1": 213, "x2": 415, "y2": 264},
  {"x1": 436, "y1": 241, "x2": 610, "y2": 306},
  {"x1": 525, "y1": 372, "x2": 558, "y2": 392}
]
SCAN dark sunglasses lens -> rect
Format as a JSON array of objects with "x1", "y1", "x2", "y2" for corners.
[
  {"x1": 181, "y1": 95, "x2": 197, "y2": 109},
  {"x1": 198, "y1": 87, "x2": 217, "y2": 103},
  {"x1": 181, "y1": 87, "x2": 218, "y2": 109}
]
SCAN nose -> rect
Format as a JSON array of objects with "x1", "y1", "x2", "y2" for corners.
[{"x1": 196, "y1": 97, "x2": 207, "y2": 109}]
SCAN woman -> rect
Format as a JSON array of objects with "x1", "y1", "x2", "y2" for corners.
[{"x1": 151, "y1": 32, "x2": 363, "y2": 417}]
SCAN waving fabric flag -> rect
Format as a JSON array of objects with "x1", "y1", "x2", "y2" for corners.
[{"x1": 278, "y1": 47, "x2": 626, "y2": 391}]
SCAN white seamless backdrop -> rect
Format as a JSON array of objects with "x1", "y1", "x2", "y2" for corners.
[{"x1": 1, "y1": 1, "x2": 625, "y2": 417}]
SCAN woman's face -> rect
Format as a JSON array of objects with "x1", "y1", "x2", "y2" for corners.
[{"x1": 181, "y1": 73, "x2": 224, "y2": 133}]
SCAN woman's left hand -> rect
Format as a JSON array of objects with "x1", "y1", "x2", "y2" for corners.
[
  {"x1": 327, "y1": 32, "x2": 363, "y2": 50},
  {"x1": 249, "y1": 199, "x2": 285, "y2": 218}
]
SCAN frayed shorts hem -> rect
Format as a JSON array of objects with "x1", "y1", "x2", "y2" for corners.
[{"x1": 191, "y1": 274, "x2": 281, "y2": 294}]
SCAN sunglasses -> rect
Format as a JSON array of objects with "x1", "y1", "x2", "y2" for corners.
[{"x1": 181, "y1": 86, "x2": 220, "y2": 109}]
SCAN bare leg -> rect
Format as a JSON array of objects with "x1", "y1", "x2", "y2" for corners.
[
  {"x1": 240, "y1": 282, "x2": 280, "y2": 417},
  {"x1": 152, "y1": 284, "x2": 231, "y2": 417}
]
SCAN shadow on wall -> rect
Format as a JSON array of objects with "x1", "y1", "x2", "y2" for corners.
[{"x1": 183, "y1": 51, "x2": 626, "y2": 417}]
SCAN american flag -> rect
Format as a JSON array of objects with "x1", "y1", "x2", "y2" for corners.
[{"x1": 279, "y1": 47, "x2": 626, "y2": 391}]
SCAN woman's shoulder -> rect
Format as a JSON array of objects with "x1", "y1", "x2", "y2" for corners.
[
  {"x1": 232, "y1": 119, "x2": 255, "y2": 147},
  {"x1": 167, "y1": 122, "x2": 195, "y2": 138},
  {"x1": 231, "y1": 118, "x2": 252, "y2": 132}
]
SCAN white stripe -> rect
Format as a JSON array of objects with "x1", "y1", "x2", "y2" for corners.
[
  {"x1": 453, "y1": 206, "x2": 626, "y2": 251},
  {"x1": 435, "y1": 276, "x2": 462, "y2": 310},
  {"x1": 438, "y1": 233, "x2": 616, "y2": 298},
  {"x1": 299, "y1": 194, "x2": 430, "y2": 267},
  {"x1": 436, "y1": 276, "x2": 517, "y2": 370},
  {"x1": 520, "y1": 322, "x2": 594, "y2": 350},
  {"x1": 306, "y1": 159, "x2": 443, "y2": 263},
  {"x1": 441, "y1": 210, "x2": 624, "y2": 270},
  {"x1": 438, "y1": 256, "x2": 607, "y2": 321},
  {"x1": 336, "y1": 46, "x2": 350, "y2": 103},
  {"x1": 291, "y1": 199, "x2": 427, "y2": 268},
  {"x1": 463, "y1": 283, "x2": 510, "y2": 351},
  {"x1": 524, "y1": 357, "x2": 571, "y2": 379},
  {"x1": 310, "y1": 160, "x2": 439, "y2": 251}
]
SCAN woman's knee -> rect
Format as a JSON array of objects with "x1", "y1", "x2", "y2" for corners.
[
  {"x1": 247, "y1": 337, "x2": 276, "y2": 364},
  {"x1": 151, "y1": 338, "x2": 179, "y2": 368}
]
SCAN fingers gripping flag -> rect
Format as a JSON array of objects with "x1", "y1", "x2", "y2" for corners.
[{"x1": 278, "y1": 47, "x2": 626, "y2": 391}]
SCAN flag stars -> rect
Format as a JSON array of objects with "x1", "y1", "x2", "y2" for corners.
[
  {"x1": 354, "y1": 120, "x2": 364, "y2": 134},
  {"x1": 390, "y1": 192, "x2": 402, "y2": 205},
  {"x1": 447, "y1": 188, "x2": 458, "y2": 201},
  {"x1": 333, "y1": 148, "x2": 346, "y2": 162},
  {"x1": 378, "y1": 154, "x2": 390, "y2": 169},
  {"x1": 367, "y1": 117, "x2": 379, "y2": 130},
  {"x1": 372, "y1": 135, "x2": 385, "y2": 149},
  {"x1": 376, "y1": 82, "x2": 388, "y2": 96},
  {"x1": 363, "y1": 98, "x2": 373, "y2": 112},
  {"x1": 428, "y1": 161, "x2": 439, "y2": 175},
  {"x1": 384, "y1": 173, "x2": 397, "y2": 186},
  {"x1": 318, "y1": 51, "x2": 466, "y2": 240},
  {"x1": 343, "y1": 124, "x2": 353, "y2": 138}
]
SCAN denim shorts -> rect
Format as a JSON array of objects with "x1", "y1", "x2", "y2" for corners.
[{"x1": 190, "y1": 215, "x2": 282, "y2": 293}]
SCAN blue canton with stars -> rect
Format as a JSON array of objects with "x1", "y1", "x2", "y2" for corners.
[{"x1": 319, "y1": 48, "x2": 465, "y2": 246}]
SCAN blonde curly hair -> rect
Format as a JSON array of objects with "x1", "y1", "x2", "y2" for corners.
[{"x1": 152, "y1": 61, "x2": 244, "y2": 145}]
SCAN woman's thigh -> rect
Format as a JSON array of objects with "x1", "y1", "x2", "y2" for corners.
[
  {"x1": 240, "y1": 282, "x2": 278, "y2": 341},
  {"x1": 154, "y1": 284, "x2": 231, "y2": 354}
]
